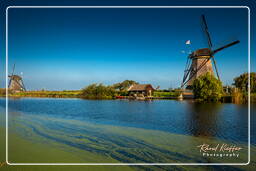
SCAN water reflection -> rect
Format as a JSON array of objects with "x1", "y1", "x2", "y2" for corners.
[
  {"x1": 0, "y1": 98, "x2": 251, "y2": 143},
  {"x1": 186, "y1": 102, "x2": 222, "y2": 137}
]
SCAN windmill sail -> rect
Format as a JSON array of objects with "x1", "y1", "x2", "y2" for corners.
[{"x1": 181, "y1": 14, "x2": 240, "y2": 89}]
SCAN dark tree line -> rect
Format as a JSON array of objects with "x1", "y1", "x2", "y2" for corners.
[{"x1": 233, "y1": 72, "x2": 256, "y2": 93}]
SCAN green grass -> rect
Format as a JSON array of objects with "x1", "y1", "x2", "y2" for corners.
[
  {"x1": 153, "y1": 91, "x2": 180, "y2": 98},
  {"x1": 3, "y1": 90, "x2": 181, "y2": 99},
  {"x1": 7, "y1": 90, "x2": 82, "y2": 98}
]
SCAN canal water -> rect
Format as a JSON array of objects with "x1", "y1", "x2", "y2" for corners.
[{"x1": 0, "y1": 98, "x2": 254, "y2": 166}]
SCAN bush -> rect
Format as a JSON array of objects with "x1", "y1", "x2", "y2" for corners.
[
  {"x1": 233, "y1": 72, "x2": 256, "y2": 93},
  {"x1": 81, "y1": 83, "x2": 117, "y2": 99},
  {"x1": 192, "y1": 72, "x2": 223, "y2": 101}
]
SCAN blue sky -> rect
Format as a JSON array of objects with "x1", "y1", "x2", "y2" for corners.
[{"x1": 0, "y1": 0, "x2": 254, "y2": 90}]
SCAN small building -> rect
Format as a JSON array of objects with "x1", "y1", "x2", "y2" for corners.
[{"x1": 127, "y1": 84, "x2": 155, "y2": 97}]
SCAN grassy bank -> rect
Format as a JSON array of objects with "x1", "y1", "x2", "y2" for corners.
[
  {"x1": 0, "y1": 89, "x2": 181, "y2": 99},
  {"x1": 1, "y1": 90, "x2": 255, "y2": 103},
  {"x1": 1, "y1": 90, "x2": 82, "y2": 98},
  {"x1": 153, "y1": 90, "x2": 180, "y2": 98}
]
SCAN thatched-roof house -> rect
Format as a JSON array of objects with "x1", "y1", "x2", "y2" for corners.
[{"x1": 127, "y1": 84, "x2": 155, "y2": 97}]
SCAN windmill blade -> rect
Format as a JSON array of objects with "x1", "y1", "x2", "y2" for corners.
[
  {"x1": 212, "y1": 40, "x2": 240, "y2": 54},
  {"x1": 8, "y1": 77, "x2": 12, "y2": 88},
  {"x1": 8, "y1": 64, "x2": 16, "y2": 88},
  {"x1": 202, "y1": 15, "x2": 213, "y2": 49},
  {"x1": 11, "y1": 64, "x2": 16, "y2": 75},
  {"x1": 182, "y1": 66, "x2": 192, "y2": 87},
  {"x1": 183, "y1": 56, "x2": 191, "y2": 80},
  {"x1": 211, "y1": 56, "x2": 220, "y2": 80},
  {"x1": 181, "y1": 57, "x2": 211, "y2": 88},
  {"x1": 181, "y1": 56, "x2": 193, "y2": 87},
  {"x1": 20, "y1": 79, "x2": 26, "y2": 91}
]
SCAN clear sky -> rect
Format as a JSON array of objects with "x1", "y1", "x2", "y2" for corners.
[{"x1": 0, "y1": 3, "x2": 252, "y2": 90}]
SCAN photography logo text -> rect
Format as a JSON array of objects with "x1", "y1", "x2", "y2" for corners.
[{"x1": 197, "y1": 143, "x2": 242, "y2": 158}]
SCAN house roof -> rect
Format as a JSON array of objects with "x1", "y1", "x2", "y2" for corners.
[{"x1": 127, "y1": 84, "x2": 154, "y2": 91}]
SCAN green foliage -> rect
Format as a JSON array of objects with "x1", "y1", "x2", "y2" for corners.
[
  {"x1": 233, "y1": 72, "x2": 256, "y2": 93},
  {"x1": 153, "y1": 90, "x2": 180, "y2": 97},
  {"x1": 112, "y1": 80, "x2": 138, "y2": 91},
  {"x1": 81, "y1": 83, "x2": 116, "y2": 99},
  {"x1": 192, "y1": 73, "x2": 223, "y2": 101},
  {"x1": 112, "y1": 80, "x2": 138, "y2": 97}
]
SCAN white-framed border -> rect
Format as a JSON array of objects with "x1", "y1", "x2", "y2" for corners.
[{"x1": 5, "y1": 6, "x2": 251, "y2": 166}]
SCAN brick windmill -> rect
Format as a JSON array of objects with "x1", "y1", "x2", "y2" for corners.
[
  {"x1": 181, "y1": 15, "x2": 240, "y2": 89},
  {"x1": 8, "y1": 64, "x2": 26, "y2": 92}
]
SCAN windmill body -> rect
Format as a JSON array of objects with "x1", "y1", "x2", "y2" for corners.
[
  {"x1": 186, "y1": 48, "x2": 214, "y2": 87},
  {"x1": 8, "y1": 64, "x2": 26, "y2": 92}
]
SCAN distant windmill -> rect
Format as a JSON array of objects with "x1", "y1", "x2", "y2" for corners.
[
  {"x1": 181, "y1": 15, "x2": 240, "y2": 89},
  {"x1": 8, "y1": 64, "x2": 26, "y2": 92}
]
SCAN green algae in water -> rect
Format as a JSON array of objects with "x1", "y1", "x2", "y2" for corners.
[
  {"x1": 6, "y1": 113, "x2": 251, "y2": 164},
  {"x1": 1, "y1": 105, "x2": 255, "y2": 171}
]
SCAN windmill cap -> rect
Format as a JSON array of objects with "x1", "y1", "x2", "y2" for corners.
[
  {"x1": 9, "y1": 75, "x2": 22, "y2": 80},
  {"x1": 190, "y1": 48, "x2": 211, "y2": 58}
]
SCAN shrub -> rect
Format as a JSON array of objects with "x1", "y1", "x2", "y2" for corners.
[
  {"x1": 192, "y1": 72, "x2": 223, "y2": 101},
  {"x1": 233, "y1": 72, "x2": 256, "y2": 93},
  {"x1": 81, "y1": 83, "x2": 116, "y2": 99}
]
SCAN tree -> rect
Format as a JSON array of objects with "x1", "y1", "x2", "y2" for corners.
[
  {"x1": 81, "y1": 83, "x2": 116, "y2": 99},
  {"x1": 112, "y1": 80, "x2": 138, "y2": 91},
  {"x1": 192, "y1": 72, "x2": 223, "y2": 101},
  {"x1": 233, "y1": 72, "x2": 256, "y2": 93}
]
